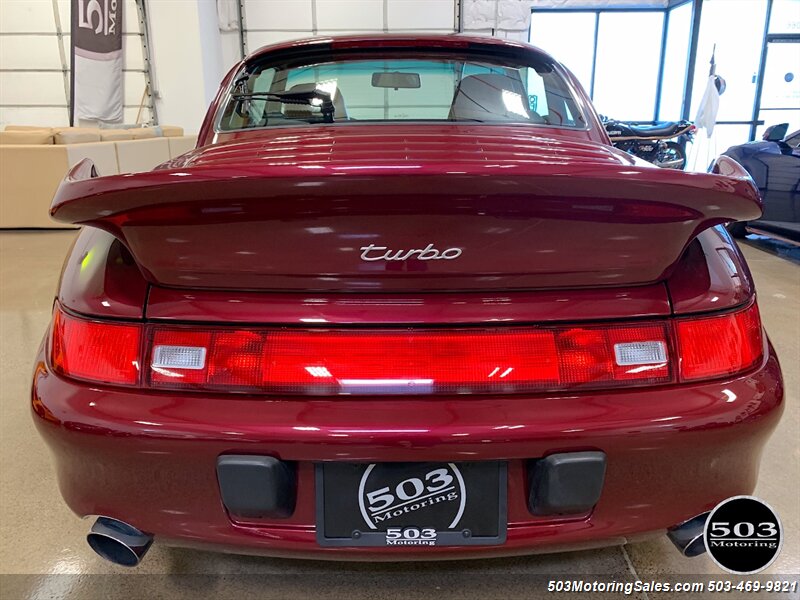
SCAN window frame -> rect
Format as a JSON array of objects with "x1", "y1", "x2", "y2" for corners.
[
  {"x1": 530, "y1": 0, "x2": 777, "y2": 141},
  {"x1": 530, "y1": 4, "x2": 684, "y2": 123}
]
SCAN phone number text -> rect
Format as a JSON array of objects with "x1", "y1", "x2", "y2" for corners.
[{"x1": 546, "y1": 579, "x2": 798, "y2": 594}]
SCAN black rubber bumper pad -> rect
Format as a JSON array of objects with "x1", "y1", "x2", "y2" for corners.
[
  {"x1": 528, "y1": 451, "x2": 607, "y2": 516},
  {"x1": 217, "y1": 455, "x2": 296, "y2": 519}
]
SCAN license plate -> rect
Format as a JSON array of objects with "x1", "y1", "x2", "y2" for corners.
[{"x1": 315, "y1": 461, "x2": 507, "y2": 547}]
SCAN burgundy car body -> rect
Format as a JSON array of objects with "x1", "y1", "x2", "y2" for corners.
[{"x1": 32, "y1": 35, "x2": 783, "y2": 561}]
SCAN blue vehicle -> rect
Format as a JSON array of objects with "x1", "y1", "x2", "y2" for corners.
[{"x1": 724, "y1": 123, "x2": 800, "y2": 241}]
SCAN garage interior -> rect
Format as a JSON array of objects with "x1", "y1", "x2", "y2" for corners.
[{"x1": 1, "y1": 0, "x2": 798, "y2": 598}]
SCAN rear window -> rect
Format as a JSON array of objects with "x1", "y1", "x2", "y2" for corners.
[{"x1": 217, "y1": 53, "x2": 586, "y2": 131}]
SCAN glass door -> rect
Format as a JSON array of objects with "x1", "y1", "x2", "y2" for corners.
[{"x1": 755, "y1": 36, "x2": 800, "y2": 139}]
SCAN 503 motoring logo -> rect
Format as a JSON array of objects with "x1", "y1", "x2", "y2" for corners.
[
  {"x1": 77, "y1": 0, "x2": 120, "y2": 36},
  {"x1": 358, "y1": 463, "x2": 466, "y2": 546},
  {"x1": 704, "y1": 496, "x2": 784, "y2": 574}
]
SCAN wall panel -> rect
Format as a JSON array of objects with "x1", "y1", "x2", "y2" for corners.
[
  {"x1": 0, "y1": 2, "x2": 58, "y2": 33},
  {"x1": 0, "y1": 72, "x2": 65, "y2": 105},
  {"x1": 242, "y1": 0, "x2": 457, "y2": 55},
  {"x1": 0, "y1": 35, "x2": 63, "y2": 70},
  {"x1": 0, "y1": 106, "x2": 70, "y2": 127},
  {"x1": 245, "y1": 0, "x2": 314, "y2": 30},
  {"x1": 387, "y1": 0, "x2": 456, "y2": 29},
  {"x1": 316, "y1": 0, "x2": 384, "y2": 30}
]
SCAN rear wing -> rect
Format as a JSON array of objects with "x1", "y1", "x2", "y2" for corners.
[{"x1": 50, "y1": 155, "x2": 762, "y2": 291}]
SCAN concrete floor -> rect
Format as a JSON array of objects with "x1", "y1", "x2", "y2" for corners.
[{"x1": 0, "y1": 230, "x2": 797, "y2": 599}]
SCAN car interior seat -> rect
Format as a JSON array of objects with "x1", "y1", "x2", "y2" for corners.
[{"x1": 449, "y1": 73, "x2": 543, "y2": 123}]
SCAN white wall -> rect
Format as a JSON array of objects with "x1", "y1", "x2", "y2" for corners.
[
  {"x1": 241, "y1": 0, "x2": 457, "y2": 50},
  {"x1": 146, "y1": 0, "x2": 228, "y2": 132}
]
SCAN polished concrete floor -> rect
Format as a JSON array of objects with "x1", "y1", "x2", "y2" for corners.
[{"x1": 0, "y1": 231, "x2": 798, "y2": 599}]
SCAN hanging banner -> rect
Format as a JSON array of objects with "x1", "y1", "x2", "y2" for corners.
[{"x1": 71, "y1": 0, "x2": 124, "y2": 123}]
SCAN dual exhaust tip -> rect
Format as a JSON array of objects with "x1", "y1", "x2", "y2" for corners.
[
  {"x1": 87, "y1": 517, "x2": 153, "y2": 567},
  {"x1": 85, "y1": 512, "x2": 710, "y2": 566}
]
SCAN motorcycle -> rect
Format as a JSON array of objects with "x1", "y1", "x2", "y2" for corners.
[{"x1": 602, "y1": 117, "x2": 696, "y2": 170}]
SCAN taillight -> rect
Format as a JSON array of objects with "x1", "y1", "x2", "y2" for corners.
[
  {"x1": 150, "y1": 328, "x2": 268, "y2": 389},
  {"x1": 50, "y1": 305, "x2": 141, "y2": 385},
  {"x1": 48, "y1": 301, "x2": 764, "y2": 395},
  {"x1": 143, "y1": 323, "x2": 670, "y2": 394},
  {"x1": 676, "y1": 301, "x2": 764, "y2": 381},
  {"x1": 557, "y1": 325, "x2": 669, "y2": 386}
]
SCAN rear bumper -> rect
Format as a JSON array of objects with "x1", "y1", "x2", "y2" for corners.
[{"x1": 31, "y1": 342, "x2": 784, "y2": 560}]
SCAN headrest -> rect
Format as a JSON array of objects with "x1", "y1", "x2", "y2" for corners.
[{"x1": 450, "y1": 73, "x2": 533, "y2": 122}]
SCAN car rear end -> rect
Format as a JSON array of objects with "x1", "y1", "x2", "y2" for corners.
[
  {"x1": 34, "y1": 299, "x2": 782, "y2": 561},
  {"x1": 31, "y1": 35, "x2": 784, "y2": 563}
]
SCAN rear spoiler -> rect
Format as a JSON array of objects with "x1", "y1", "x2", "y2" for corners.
[
  {"x1": 50, "y1": 155, "x2": 762, "y2": 291},
  {"x1": 52, "y1": 155, "x2": 761, "y2": 225}
]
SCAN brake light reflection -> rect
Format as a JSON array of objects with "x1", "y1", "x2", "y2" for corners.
[{"x1": 305, "y1": 366, "x2": 333, "y2": 378}]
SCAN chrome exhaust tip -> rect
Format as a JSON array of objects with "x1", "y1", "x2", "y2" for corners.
[
  {"x1": 87, "y1": 517, "x2": 153, "y2": 567},
  {"x1": 667, "y1": 512, "x2": 710, "y2": 557}
]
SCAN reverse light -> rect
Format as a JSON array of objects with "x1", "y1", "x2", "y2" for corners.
[
  {"x1": 151, "y1": 345, "x2": 207, "y2": 370},
  {"x1": 614, "y1": 341, "x2": 667, "y2": 366}
]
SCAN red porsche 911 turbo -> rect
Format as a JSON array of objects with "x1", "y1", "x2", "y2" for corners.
[{"x1": 32, "y1": 34, "x2": 783, "y2": 566}]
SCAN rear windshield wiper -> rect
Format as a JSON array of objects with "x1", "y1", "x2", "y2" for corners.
[{"x1": 231, "y1": 89, "x2": 335, "y2": 123}]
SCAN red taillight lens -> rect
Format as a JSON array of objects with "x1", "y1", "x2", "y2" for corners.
[
  {"x1": 260, "y1": 329, "x2": 563, "y2": 394},
  {"x1": 50, "y1": 305, "x2": 141, "y2": 385},
  {"x1": 48, "y1": 301, "x2": 764, "y2": 394},
  {"x1": 144, "y1": 323, "x2": 670, "y2": 394},
  {"x1": 676, "y1": 302, "x2": 764, "y2": 381}
]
